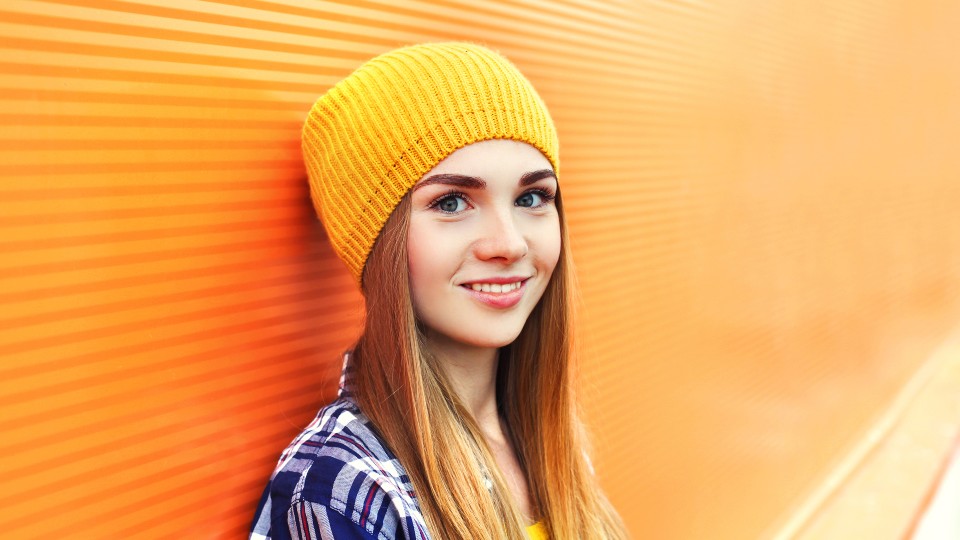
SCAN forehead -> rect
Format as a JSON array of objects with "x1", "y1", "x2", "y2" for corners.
[{"x1": 420, "y1": 139, "x2": 554, "y2": 181}]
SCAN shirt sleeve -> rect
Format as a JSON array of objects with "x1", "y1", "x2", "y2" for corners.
[{"x1": 282, "y1": 500, "x2": 380, "y2": 540}]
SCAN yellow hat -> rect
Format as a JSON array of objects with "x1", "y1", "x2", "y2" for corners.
[{"x1": 302, "y1": 42, "x2": 559, "y2": 285}]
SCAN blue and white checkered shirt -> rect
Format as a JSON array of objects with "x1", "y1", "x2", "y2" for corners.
[{"x1": 250, "y1": 355, "x2": 431, "y2": 540}]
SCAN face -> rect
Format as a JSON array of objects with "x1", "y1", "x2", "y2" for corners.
[{"x1": 407, "y1": 139, "x2": 561, "y2": 352}]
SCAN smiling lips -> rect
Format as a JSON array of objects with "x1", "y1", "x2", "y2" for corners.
[
  {"x1": 460, "y1": 278, "x2": 528, "y2": 308},
  {"x1": 466, "y1": 281, "x2": 522, "y2": 293}
]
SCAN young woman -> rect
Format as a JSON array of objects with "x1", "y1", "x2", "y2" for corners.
[{"x1": 251, "y1": 42, "x2": 627, "y2": 540}]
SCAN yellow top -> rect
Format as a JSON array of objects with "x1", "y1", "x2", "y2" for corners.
[{"x1": 526, "y1": 521, "x2": 548, "y2": 540}]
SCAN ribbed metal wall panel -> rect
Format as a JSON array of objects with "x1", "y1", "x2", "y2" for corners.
[{"x1": 2, "y1": 1, "x2": 959, "y2": 538}]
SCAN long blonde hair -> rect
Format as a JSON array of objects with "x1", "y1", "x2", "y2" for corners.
[{"x1": 351, "y1": 191, "x2": 628, "y2": 539}]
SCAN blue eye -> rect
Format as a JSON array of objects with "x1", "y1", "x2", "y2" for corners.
[
  {"x1": 516, "y1": 189, "x2": 555, "y2": 208},
  {"x1": 433, "y1": 194, "x2": 469, "y2": 213}
]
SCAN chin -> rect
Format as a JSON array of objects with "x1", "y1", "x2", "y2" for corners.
[
  {"x1": 425, "y1": 317, "x2": 526, "y2": 351},
  {"x1": 448, "y1": 324, "x2": 524, "y2": 349},
  {"x1": 466, "y1": 331, "x2": 523, "y2": 349}
]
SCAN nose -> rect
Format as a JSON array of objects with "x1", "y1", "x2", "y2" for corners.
[{"x1": 472, "y1": 207, "x2": 528, "y2": 262}]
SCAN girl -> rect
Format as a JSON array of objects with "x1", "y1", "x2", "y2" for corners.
[{"x1": 251, "y1": 42, "x2": 627, "y2": 540}]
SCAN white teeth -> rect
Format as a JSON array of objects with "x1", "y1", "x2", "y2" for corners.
[{"x1": 467, "y1": 281, "x2": 523, "y2": 293}]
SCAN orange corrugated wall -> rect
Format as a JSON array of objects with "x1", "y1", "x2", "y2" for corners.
[{"x1": 2, "y1": 1, "x2": 959, "y2": 538}]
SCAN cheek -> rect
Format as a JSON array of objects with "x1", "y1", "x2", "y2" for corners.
[
  {"x1": 406, "y1": 219, "x2": 458, "y2": 307},
  {"x1": 535, "y1": 217, "x2": 562, "y2": 274}
]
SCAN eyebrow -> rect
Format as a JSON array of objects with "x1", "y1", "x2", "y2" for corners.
[{"x1": 413, "y1": 169, "x2": 556, "y2": 191}]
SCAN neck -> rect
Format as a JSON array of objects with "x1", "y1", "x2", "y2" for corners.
[{"x1": 423, "y1": 331, "x2": 504, "y2": 441}]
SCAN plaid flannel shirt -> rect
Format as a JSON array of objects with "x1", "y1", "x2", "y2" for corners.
[{"x1": 250, "y1": 355, "x2": 431, "y2": 540}]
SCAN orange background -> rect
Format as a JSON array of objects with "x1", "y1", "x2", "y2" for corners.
[{"x1": 2, "y1": 1, "x2": 959, "y2": 538}]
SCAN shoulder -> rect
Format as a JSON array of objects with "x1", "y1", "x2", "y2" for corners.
[{"x1": 250, "y1": 398, "x2": 430, "y2": 540}]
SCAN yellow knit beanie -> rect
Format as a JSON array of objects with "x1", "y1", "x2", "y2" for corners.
[{"x1": 302, "y1": 42, "x2": 559, "y2": 285}]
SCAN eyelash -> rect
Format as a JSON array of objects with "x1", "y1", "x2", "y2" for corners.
[
  {"x1": 426, "y1": 190, "x2": 468, "y2": 211},
  {"x1": 426, "y1": 188, "x2": 557, "y2": 213},
  {"x1": 520, "y1": 189, "x2": 557, "y2": 207}
]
